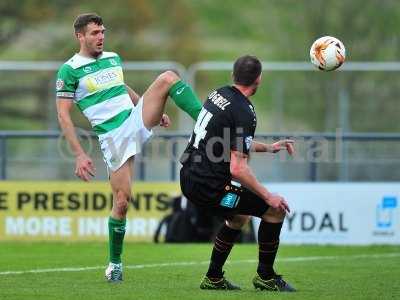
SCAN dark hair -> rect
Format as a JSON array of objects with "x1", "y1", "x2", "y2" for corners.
[
  {"x1": 73, "y1": 13, "x2": 103, "y2": 33},
  {"x1": 233, "y1": 55, "x2": 262, "y2": 86}
]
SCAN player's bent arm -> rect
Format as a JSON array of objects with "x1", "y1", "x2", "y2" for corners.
[
  {"x1": 125, "y1": 84, "x2": 140, "y2": 106},
  {"x1": 230, "y1": 150, "x2": 272, "y2": 201},
  {"x1": 250, "y1": 139, "x2": 294, "y2": 155},
  {"x1": 250, "y1": 141, "x2": 269, "y2": 152},
  {"x1": 230, "y1": 150, "x2": 290, "y2": 213},
  {"x1": 56, "y1": 99, "x2": 86, "y2": 157}
]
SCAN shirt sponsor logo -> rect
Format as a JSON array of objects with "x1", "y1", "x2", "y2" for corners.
[
  {"x1": 92, "y1": 70, "x2": 120, "y2": 85},
  {"x1": 85, "y1": 69, "x2": 123, "y2": 92}
]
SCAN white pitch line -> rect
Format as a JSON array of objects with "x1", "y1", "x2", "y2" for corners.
[{"x1": 0, "y1": 252, "x2": 399, "y2": 276}]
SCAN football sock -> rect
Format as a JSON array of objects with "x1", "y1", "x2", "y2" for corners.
[
  {"x1": 257, "y1": 221, "x2": 283, "y2": 279},
  {"x1": 168, "y1": 80, "x2": 202, "y2": 121},
  {"x1": 206, "y1": 224, "x2": 241, "y2": 279},
  {"x1": 108, "y1": 217, "x2": 126, "y2": 264}
]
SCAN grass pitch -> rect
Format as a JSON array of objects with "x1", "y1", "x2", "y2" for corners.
[{"x1": 0, "y1": 242, "x2": 399, "y2": 300}]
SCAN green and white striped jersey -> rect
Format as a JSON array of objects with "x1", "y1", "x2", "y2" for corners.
[{"x1": 56, "y1": 52, "x2": 133, "y2": 135}]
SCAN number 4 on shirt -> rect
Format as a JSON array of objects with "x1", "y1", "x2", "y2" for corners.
[{"x1": 193, "y1": 108, "x2": 213, "y2": 148}]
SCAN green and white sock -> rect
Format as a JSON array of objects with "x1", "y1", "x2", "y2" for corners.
[
  {"x1": 108, "y1": 217, "x2": 126, "y2": 264},
  {"x1": 168, "y1": 80, "x2": 202, "y2": 121}
]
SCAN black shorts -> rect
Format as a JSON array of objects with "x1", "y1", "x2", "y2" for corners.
[{"x1": 180, "y1": 168, "x2": 269, "y2": 218}]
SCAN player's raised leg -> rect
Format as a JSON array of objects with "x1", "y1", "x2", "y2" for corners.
[
  {"x1": 200, "y1": 215, "x2": 250, "y2": 290},
  {"x1": 252, "y1": 207, "x2": 296, "y2": 292},
  {"x1": 105, "y1": 157, "x2": 134, "y2": 283},
  {"x1": 142, "y1": 71, "x2": 202, "y2": 129}
]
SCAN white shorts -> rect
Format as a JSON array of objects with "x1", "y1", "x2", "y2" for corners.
[{"x1": 98, "y1": 97, "x2": 152, "y2": 172}]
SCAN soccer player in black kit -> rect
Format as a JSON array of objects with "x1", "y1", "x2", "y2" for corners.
[{"x1": 180, "y1": 55, "x2": 296, "y2": 292}]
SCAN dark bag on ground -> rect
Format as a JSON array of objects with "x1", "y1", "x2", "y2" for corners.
[{"x1": 154, "y1": 195, "x2": 215, "y2": 243}]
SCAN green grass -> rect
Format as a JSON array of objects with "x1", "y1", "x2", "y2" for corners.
[{"x1": 0, "y1": 243, "x2": 399, "y2": 300}]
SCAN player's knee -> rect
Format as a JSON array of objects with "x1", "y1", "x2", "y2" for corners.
[
  {"x1": 226, "y1": 215, "x2": 250, "y2": 230},
  {"x1": 158, "y1": 70, "x2": 180, "y2": 87},
  {"x1": 115, "y1": 190, "x2": 130, "y2": 215},
  {"x1": 276, "y1": 210, "x2": 286, "y2": 221},
  {"x1": 262, "y1": 207, "x2": 286, "y2": 223}
]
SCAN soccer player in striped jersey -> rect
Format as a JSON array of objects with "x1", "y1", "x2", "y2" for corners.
[{"x1": 56, "y1": 13, "x2": 202, "y2": 283}]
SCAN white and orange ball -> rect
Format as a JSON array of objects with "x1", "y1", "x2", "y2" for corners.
[{"x1": 310, "y1": 36, "x2": 346, "y2": 71}]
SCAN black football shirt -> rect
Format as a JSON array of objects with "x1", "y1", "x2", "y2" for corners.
[{"x1": 180, "y1": 85, "x2": 257, "y2": 200}]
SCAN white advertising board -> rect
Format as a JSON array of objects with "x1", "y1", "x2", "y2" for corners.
[{"x1": 252, "y1": 183, "x2": 399, "y2": 245}]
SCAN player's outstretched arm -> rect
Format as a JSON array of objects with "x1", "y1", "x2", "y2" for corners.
[
  {"x1": 230, "y1": 150, "x2": 290, "y2": 213},
  {"x1": 56, "y1": 99, "x2": 95, "y2": 181},
  {"x1": 250, "y1": 139, "x2": 294, "y2": 155}
]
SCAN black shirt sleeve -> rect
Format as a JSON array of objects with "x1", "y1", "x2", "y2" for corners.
[{"x1": 229, "y1": 108, "x2": 255, "y2": 155}]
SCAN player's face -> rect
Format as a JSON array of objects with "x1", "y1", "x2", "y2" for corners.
[{"x1": 79, "y1": 23, "x2": 105, "y2": 58}]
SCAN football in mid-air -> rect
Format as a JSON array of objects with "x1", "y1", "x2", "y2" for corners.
[{"x1": 310, "y1": 36, "x2": 346, "y2": 71}]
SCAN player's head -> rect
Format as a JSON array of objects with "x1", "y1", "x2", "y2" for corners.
[
  {"x1": 232, "y1": 55, "x2": 262, "y2": 96},
  {"x1": 74, "y1": 13, "x2": 105, "y2": 58}
]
